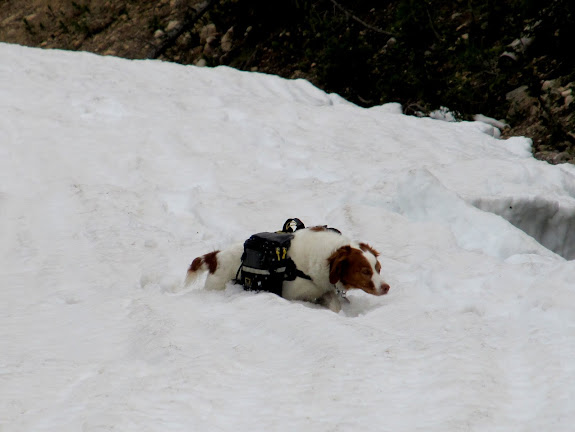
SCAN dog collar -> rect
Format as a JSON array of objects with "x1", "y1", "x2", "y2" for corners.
[{"x1": 334, "y1": 282, "x2": 347, "y2": 299}]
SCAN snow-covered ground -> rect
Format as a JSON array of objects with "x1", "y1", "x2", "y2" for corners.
[{"x1": 1, "y1": 43, "x2": 575, "y2": 431}]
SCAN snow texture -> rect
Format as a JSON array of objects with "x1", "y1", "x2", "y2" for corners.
[{"x1": 1, "y1": 43, "x2": 575, "y2": 431}]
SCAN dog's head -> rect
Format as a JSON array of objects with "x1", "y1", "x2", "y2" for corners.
[{"x1": 328, "y1": 243, "x2": 390, "y2": 296}]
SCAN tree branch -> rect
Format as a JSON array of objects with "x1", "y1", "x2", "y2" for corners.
[
  {"x1": 329, "y1": 0, "x2": 395, "y2": 37},
  {"x1": 425, "y1": 5, "x2": 442, "y2": 41}
]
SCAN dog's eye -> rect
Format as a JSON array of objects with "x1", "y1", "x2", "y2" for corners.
[{"x1": 361, "y1": 268, "x2": 371, "y2": 276}]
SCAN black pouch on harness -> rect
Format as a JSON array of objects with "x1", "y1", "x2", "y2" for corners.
[{"x1": 237, "y1": 232, "x2": 295, "y2": 296}]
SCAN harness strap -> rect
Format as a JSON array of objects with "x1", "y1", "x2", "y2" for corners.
[
  {"x1": 235, "y1": 258, "x2": 312, "y2": 284},
  {"x1": 234, "y1": 262, "x2": 242, "y2": 284},
  {"x1": 283, "y1": 257, "x2": 312, "y2": 282},
  {"x1": 292, "y1": 267, "x2": 312, "y2": 281}
]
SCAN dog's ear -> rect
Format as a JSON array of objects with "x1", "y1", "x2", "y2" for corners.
[{"x1": 328, "y1": 246, "x2": 352, "y2": 284}]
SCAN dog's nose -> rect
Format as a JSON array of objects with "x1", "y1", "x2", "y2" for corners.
[{"x1": 380, "y1": 283, "x2": 390, "y2": 295}]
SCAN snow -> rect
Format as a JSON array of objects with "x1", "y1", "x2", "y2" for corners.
[
  {"x1": 473, "y1": 114, "x2": 509, "y2": 132},
  {"x1": 1, "y1": 43, "x2": 575, "y2": 431},
  {"x1": 428, "y1": 106, "x2": 457, "y2": 122}
]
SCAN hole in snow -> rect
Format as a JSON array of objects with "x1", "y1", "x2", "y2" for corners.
[{"x1": 471, "y1": 196, "x2": 575, "y2": 260}]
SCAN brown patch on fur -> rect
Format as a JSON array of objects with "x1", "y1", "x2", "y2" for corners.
[
  {"x1": 359, "y1": 242, "x2": 380, "y2": 257},
  {"x1": 203, "y1": 251, "x2": 219, "y2": 274},
  {"x1": 189, "y1": 250, "x2": 220, "y2": 274},
  {"x1": 309, "y1": 225, "x2": 342, "y2": 234},
  {"x1": 328, "y1": 246, "x2": 353, "y2": 284},
  {"x1": 359, "y1": 242, "x2": 382, "y2": 273},
  {"x1": 189, "y1": 256, "x2": 204, "y2": 272},
  {"x1": 309, "y1": 225, "x2": 328, "y2": 232}
]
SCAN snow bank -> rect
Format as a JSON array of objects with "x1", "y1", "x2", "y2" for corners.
[{"x1": 1, "y1": 43, "x2": 575, "y2": 432}]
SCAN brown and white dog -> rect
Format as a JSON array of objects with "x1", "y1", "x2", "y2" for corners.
[{"x1": 185, "y1": 226, "x2": 390, "y2": 312}]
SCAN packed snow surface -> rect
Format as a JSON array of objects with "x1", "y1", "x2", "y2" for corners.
[{"x1": 1, "y1": 43, "x2": 575, "y2": 431}]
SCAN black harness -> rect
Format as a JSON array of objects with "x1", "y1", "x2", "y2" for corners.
[
  {"x1": 235, "y1": 218, "x2": 311, "y2": 296},
  {"x1": 235, "y1": 231, "x2": 311, "y2": 296}
]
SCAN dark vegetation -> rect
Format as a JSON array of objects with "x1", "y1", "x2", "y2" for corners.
[{"x1": 1, "y1": 0, "x2": 574, "y2": 162}]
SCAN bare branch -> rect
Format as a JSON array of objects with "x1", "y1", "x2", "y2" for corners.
[
  {"x1": 425, "y1": 5, "x2": 442, "y2": 42},
  {"x1": 329, "y1": 0, "x2": 395, "y2": 37}
]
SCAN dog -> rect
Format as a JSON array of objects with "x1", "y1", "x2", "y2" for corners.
[{"x1": 185, "y1": 226, "x2": 390, "y2": 312}]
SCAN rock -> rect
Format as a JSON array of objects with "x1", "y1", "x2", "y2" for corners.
[
  {"x1": 221, "y1": 27, "x2": 234, "y2": 53},
  {"x1": 203, "y1": 35, "x2": 218, "y2": 56},
  {"x1": 541, "y1": 80, "x2": 559, "y2": 92},
  {"x1": 191, "y1": 45, "x2": 203, "y2": 58},
  {"x1": 180, "y1": 32, "x2": 191, "y2": 45},
  {"x1": 509, "y1": 36, "x2": 533, "y2": 53},
  {"x1": 553, "y1": 151, "x2": 571, "y2": 164},
  {"x1": 1, "y1": 14, "x2": 19, "y2": 26},
  {"x1": 559, "y1": 88, "x2": 572, "y2": 98},
  {"x1": 291, "y1": 70, "x2": 307, "y2": 79},
  {"x1": 557, "y1": 86, "x2": 573, "y2": 108},
  {"x1": 200, "y1": 23, "x2": 217, "y2": 45},
  {"x1": 195, "y1": 58, "x2": 207, "y2": 67},
  {"x1": 166, "y1": 20, "x2": 179, "y2": 32},
  {"x1": 533, "y1": 151, "x2": 556, "y2": 164},
  {"x1": 154, "y1": 29, "x2": 164, "y2": 39},
  {"x1": 506, "y1": 85, "x2": 537, "y2": 118},
  {"x1": 499, "y1": 51, "x2": 518, "y2": 62}
]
